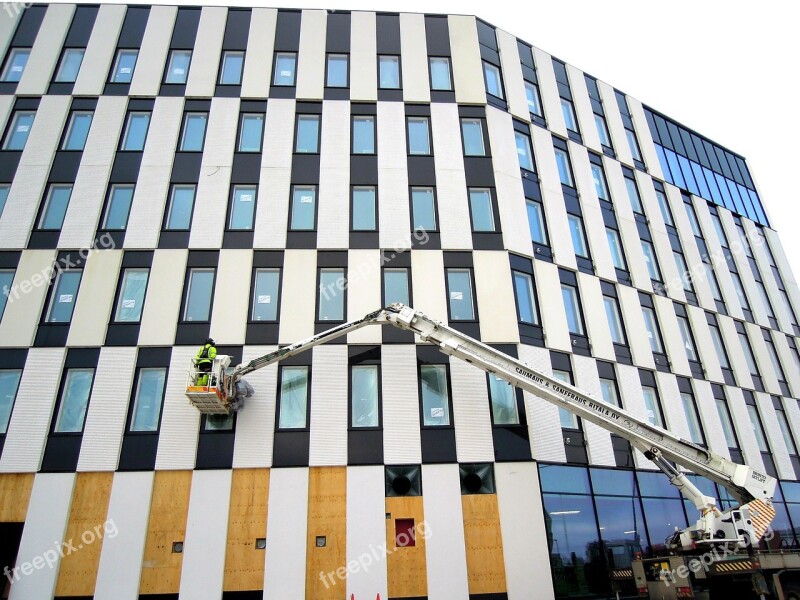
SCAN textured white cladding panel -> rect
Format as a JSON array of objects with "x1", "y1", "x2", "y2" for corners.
[
  {"x1": 473, "y1": 250, "x2": 519, "y2": 343},
  {"x1": 0, "y1": 250, "x2": 55, "y2": 347},
  {"x1": 129, "y1": 5, "x2": 177, "y2": 96},
  {"x1": 179, "y1": 470, "x2": 232, "y2": 600},
  {"x1": 617, "y1": 283, "x2": 656, "y2": 369},
  {"x1": 346, "y1": 466, "x2": 388, "y2": 599},
  {"x1": 94, "y1": 471, "x2": 154, "y2": 600},
  {"x1": 8, "y1": 473, "x2": 75, "y2": 600},
  {"x1": 655, "y1": 371, "x2": 690, "y2": 441},
  {"x1": 448, "y1": 15, "x2": 485, "y2": 105},
  {"x1": 496, "y1": 462, "x2": 555, "y2": 600},
  {"x1": 642, "y1": 178, "x2": 685, "y2": 305},
  {"x1": 654, "y1": 294, "x2": 691, "y2": 377},
  {"x1": 382, "y1": 344, "x2": 421, "y2": 465},
  {"x1": 73, "y1": 4, "x2": 126, "y2": 96},
  {"x1": 519, "y1": 344, "x2": 564, "y2": 462},
  {"x1": 309, "y1": 345, "x2": 348, "y2": 466},
  {"x1": 350, "y1": 11, "x2": 377, "y2": 101},
  {"x1": 78, "y1": 347, "x2": 137, "y2": 472},
  {"x1": 411, "y1": 250, "x2": 447, "y2": 324},
  {"x1": 532, "y1": 46, "x2": 565, "y2": 137},
  {"x1": 254, "y1": 99, "x2": 293, "y2": 248},
  {"x1": 573, "y1": 354, "x2": 615, "y2": 466},
  {"x1": 232, "y1": 346, "x2": 277, "y2": 468},
  {"x1": 756, "y1": 393, "x2": 794, "y2": 479},
  {"x1": 694, "y1": 199, "x2": 742, "y2": 320},
  {"x1": 346, "y1": 250, "x2": 381, "y2": 345},
  {"x1": 377, "y1": 101, "x2": 411, "y2": 250},
  {"x1": 485, "y1": 107, "x2": 530, "y2": 257},
  {"x1": 400, "y1": 13, "x2": 430, "y2": 103},
  {"x1": 317, "y1": 100, "x2": 350, "y2": 249},
  {"x1": 721, "y1": 210, "x2": 768, "y2": 327},
  {"x1": 16, "y1": 4, "x2": 74, "y2": 95},
  {"x1": 421, "y1": 464, "x2": 469, "y2": 600},
  {"x1": 263, "y1": 468, "x2": 309, "y2": 599},
  {"x1": 718, "y1": 315, "x2": 753, "y2": 390},
  {"x1": 693, "y1": 379, "x2": 730, "y2": 460},
  {"x1": 531, "y1": 125, "x2": 575, "y2": 268},
  {"x1": 774, "y1": 334, "x2": 800, "y2": 396},
  {"x1": 66, "y1": 250, "x2": 121, "y2": 347},
  {"x1": 278, "y1": 250, "x2": 316, "y2": 343},
  {"x1": 209, "y1": 250, "x2": 252, "y2": 345},
  {"x1": 726, "y1": 386, "x2": 765, "y2": 472},
  {"x1": 188, "y1": 166, "x2": 231, "y2": 249},
  {"x1": 597, "y1": 80, "x2": 632, "y2": 167},
  {"x1": 533, "y1": 259, "x2": 570, "y2": 353},
  {"x1": 200, "y1": 94, "x2": 239, "y2": 168},
  {"x1": 747, "y1": 322, "x2": 780, "y2": 394},
  {"x1": 185, "y1": 6, "x2": 226, "y2": 97},
  {"x1": 0, "y1": 96, "x2": 12, "y2": 136},
  {"x1": 155, "y1": 347, "x2": 200, "y2": 470},
  {"x1": 0, "y1": 7, "x2": 20, "y2": 58},
  {"x1": 687, "y1": 304, "x2": 723, "y2": 383},
  {"x1": 0, "y1": 348, "x2": 65, "y2": 473},
  {"x1": 496, "y1": 29, "x2": 527, "y2": 120},
  {"x1": 567, "y1": 64, "x2": 601, "y2": 151},
  {"x1": 449, "y1": 355, "x2": 494, "y2": 463},
  {"x1": 296, "y1": 9, "x2": 326, "y2": 99},
  {"x1": 577, "y1": 272, "x2": 615, "y2": 362},
  {"x1": 241, "y1": 8, "x2": 277, "y2": 98},
  {"x1": 762, "y1": 226, "x2": 800, "y2": 328},
  {"x1": 430, "y1": 103, "x2": 472, "y2": 250},
  {"x1": 628, "y1": 96, "x2": 664, "y2": 180},
  {"x1": 137, "y1": 249, "x2": 186, "y2": 346},
  {"x1": 669, "y1": 188, "x2": 714, "y2": 311},
  {"x1": 616, "y1": 363, "x2": 649, "y2": 468}
]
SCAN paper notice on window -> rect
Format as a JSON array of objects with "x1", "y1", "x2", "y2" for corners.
[
  {"x1": 450, "y1": 291, "x2": 463, "y2": 300},
  {"x1": 59, "y1": 294, "x2": 74, "y2": 303},
  {"x1": 122, "y1": 299, "x2": 135, "y2": 309},
  {"x1": 11, "y1": 66, "x2": 22, "y2": 72},
  {"x1": 18, "y1": 126, "x2": 29, "y2": 132},
  {"x1": 120, "y1": 67, "x2": 131, "y2": 74},
  {"x1": 240, "y1": 194, "x2": 253, "y2": 202},
  {"x1": 175, "y1": 68, "x2": 185, "y2": 75},
  {"x1": 280, "y1": 70, "x2": 292, "y2": 77},
  {"x1": 257, "y1": 295, "x2": 271, "y2": 304},
  {"x1": 517, "y1": 147, "x2": 525, "y2": 155},
  {"x1": 301, "y1": 195, "x2": 313, "y2": 203},
  {"x1": 430, "y1": 407, "x2": 444, "y2": 418}
]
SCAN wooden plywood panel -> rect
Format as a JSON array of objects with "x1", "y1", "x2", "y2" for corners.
[
  {"x1": 385, "y1": 495, "x2": 427, "y2": 598},
  {"x1": 462, "y1": 493, "x2": 507, "y2": 595},
  {"x1": 223, "y1": 469, "x2": 270, "y2": 591},
  {"x1": 54, "y1": 472, "x2": 114, "y2": 597},
  {"x1": 139, "y1": 470, "x2": 192, "y2": 594},
  {"x1": 0, "y1": 473, "x2": 34, "y2": 522},
  {"x1": 305, "y1": 467, "x2": 346, "y2": 600}
]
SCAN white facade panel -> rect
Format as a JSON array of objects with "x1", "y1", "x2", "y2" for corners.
[
  {"x1": 597, "y1": 80, "x2": 632, "y2": 167},
  {"x1": 747, "y1": 322, "x2": 780, "y2": 395},
  {"x1": 345, "y1": 465, "x2": 388, "y2": 600},
  {"x1": 532, "y1": 259, "x2": 570, "y2": 352},
  {"x1": 296, "y1": 9, "x2": 326, "y2": 99},
  {"x1": 473, "y1": 250, "x2": 519, "y2": 343},
  {"x1": 654, "y1": 294, "x2": 691, "y2": 377},
  {"x1": 66, "y1": 250, "x2": 121, "y2": 347},
  {"x1": 718, "y1": 315, "x2": 753, "y2": 390},
  {"x1": 349, "y1": 11, "x2": 377, "y2": 101},
  {"x1": 693, "y1": 379, "x2": 731, "y2": 460},
  {"x1": 726, "y1": 386, "x2": 765, "y2": 472},
  {"x1": 655, "y1": 371, "x2": 690, "y2": 441},
  {"x1": 381, "y1": 344, "x2": 421, "y2": 465},
  {"x1": 616, "y1": 363, "x2": 650, "y2": 468},
  {"x1": 755, "y1": 392, "x2": 794, "y2": 480},
  {"x1": 137, "y1": 249, "x2": 187, "y2": 346},
  {"x1": 188, "y1": 165, "x2": 231, "y2": 250},
  {"x1": 410, "y1": 250, "x2": 447, "y2": 324},
  {"x1": 241, "y1": 8, "x2": 277, "y2": 98},
  {"x1": 73, "y1": 4, "x2": 126, "y2": 96},
  {"x1": 577, "y1": 273, "x2": 615, "y2": 362},
  {"x1": 763, "y1": 226, "x2": 800, "y2": 327},
  {"x1": 317, "y1": 100, "x2": 350, "y2": 249},
  {"x1": 496, "y1": 28, "x2": 528, "y2": 121},
  {"x1": 774, "y1": 333, "x2": 800, "y2": 395},
  {"x1": 278, "y1": 249, "x2": 316, "y2": 343},
  {"x1": 129, "y1": 5, "x2": 177, "y2": 96},
  {"x1": 154, "y1": 347, "x2": 200, "y2": 470},
  {"x1": 519, "y1": 344, "x2": 564, "y2": 462},
  {"x1": 184, "y1": 6, "x2": 226, "y2": 97},
  {"x1": 309, "y1": 345, "x2": 348, "y2": 466},
  {"x1": 377, "y1": 101, "x2": 411, "y2": 250},
  {"x1": 346, "y1": 250, "x2": 382, "y2": 345},
  {"x1": 232, "y1": 346, "x2": 277, "y2": 468},
  {"x1": 0, "y1": 250, "x2": 55, "y2": 347},
  {"x1": 531, "y1": 47, "x2": 565, "y2": 137},
  {"x1": 566, "y1": 64, "x2": 601, "y2": 151},
  {"x1": 686, "y1": 304, "x2": 723, "y2": 383},
  {"x1": 0, "y1": 6, "x2": 21, "y2": 59},
  {"x1": 449, "y1": 355, "x2": 494, "y2": 463},
  {"x1": 16, "y1": 4, "x2": 73, "y2": 95},
  {"x1": 617, "y1": 283, "x2": 656, "y2": 369},
  {"x1": 573, "y1": 354, "x2": 615, "y2": 466},
  {"x1": 209, "y1": 249, "x2": 252, "y2": 345},
  {"x1": 400, "y1": 13, "x2": 431, "y2": 103},
  {"x1": 628, "y1": 96, "x2": 664, "y2": 180},
  {"x1": 449, "y1": 15, "x2": 485, "y2": 105}
]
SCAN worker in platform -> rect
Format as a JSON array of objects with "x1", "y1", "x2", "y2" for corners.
[{"x1": 196, "y1": 338, "x2": 217, "y2": 386}]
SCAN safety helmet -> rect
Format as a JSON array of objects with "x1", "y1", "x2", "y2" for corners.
[{"x1": 206, "y1": 338, "x2": 215, "y2": 345}]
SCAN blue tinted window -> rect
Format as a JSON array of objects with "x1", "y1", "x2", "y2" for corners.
[
  {"x1": 111, "y1": 49, "x2": 138, "y2": 83},
  {"x1": 229, "y1": 186, "x2": 256, "y2": 230},
  {"x1": 512, "y1": 270, "x2": 537, "y2": 325},
  {"x1": 238, "y1": 114, "x2": 263, "y2": 152},
  {"x1": 183, "y1": 268, "x2": 215, "y2": 321},
  {"x1": 561, "y1": 99, "x2": 577, "y2": 132},
  {"x1": 326, "y1": 54, "x2": 348, "y2": 87},
  {"x1": 554, "y1": 148, "x2": 573, "y2": 186},
  {"x1": 273, "y1": 53, "x2": 296, "y2": 86},
  {"x1": 62, "y1": 112, "x2": 93, "y2": 150},
  {"x1": 219, "y1": 51, "x2": 244, "y2": 85},
  {"x1": 0, "y1": 185, "x2": 9, "y2": 217},
  {"x1": 468, "y1": 189, "x2": 494, "y2": 232},
  {"x1": 1, "y1": 49, "x2": 29, "y2": 82},
  {"x1": 130, "y1": 368, "x2": 166, "y2": 432},
  {"x1": 122, "y1": 112, "x2": 150, "y2": 151},
  {"x1": 103, "y1": 185, "x2": 135, "y2": 230},
  {"x1": 482, "y1": 61, "x2": 503, "y2": 98},
  {"x1": 655, "y1": 145, "x2": 671, "y2": 181},
  {"x1": 0, "y1": 270, "x2": 14, "y2": 321},
  {"x1": 411, "y1": 187, "x2": 436, "y2": 231},
  {"x1": 677, "y1": 154, "x2": 699, "y2": 196},
  {"x1": 514, "y1": 131, "x2": 534, "y2": 171},
  {"x1": 637, "y1": 471, "x2": 681, "y2": 498},
  {"x1": 542, "y1": 493, "x2": 599, "y2": 574},
  {"x1": 166, "y1": 185, "x2": 195, "y2": 230},
  {"x1": 590, "y1": 468, "x2": 636, "y2": 496},
  {"x1": 420, "y1": 364, "x2": 450, "y2": 426},
  {"x1": 690, "y1": 161, "x2": 711, "y2": 199},
  {"x1": 664, "y1": 149, "x2": 686, "y2": 190},
  {"x1": 47, "y1": 270, "x2": 82, "y2": 323},
  {"x1": 384, "y1": 269, "x2": 409, "y2": 306},
  {"x1": 526, "y1": 199, "x2": 547, "y2": 244},
  {"x1": 352, "y1": 116, "x2": 375, "y2": 154},
  {"x1": 290, "y1": 186, "x2": 316, "y2": 230},
  {"x1": 55, "y1": 49, "x2": 84, "y2": 82},
  {"x1": 114, "y1": 268, "x2": 148, "y2": 323},
  {"x1": 40, "y1": 185, "x2": 73, "y2": 230},
  {"x1": 461, "y1": 119, "x2": 485, "y2": 156},
  {"x1": 165, "y1": 50, "x2": 191, "y2": 84},
  {"x1": 295, "y1": 115, "x2": 320, "y2": 153},
  {"x1": 378, "y1": 55, "x2": 400, "y2": 89},
  {"x1": 351, "y1": 365, "x2": 379, "y2": 428},
  {"x1": 540, "y1": 464, "x2": 591, "y2": 493},
  {"x1": 319, "y1": 268, "x2": 345, "y2": 321},
  {"x1": 278, "y1": 366, "x2": 309, "y2": 429},
  {"x1": 407, "y1": 117, "x2": 430, "y2": 155},
  {"x1": 568, "y1": 215, "x2": 589, "y2": 258},
  {"x1": 489, "y1": 373, "x2": 518, "y2": 425},
  {"x1": 352, "y1": 187, "x2": 376, "y2": 231},
  {"x1": 180, "y1": 113, "x2": 207, "y2": 152},
  {"x1": 54, "y1": 368, "x2": 94, "y2": 433},
  {"x1": 447, "y1": 269, "x2": 475, "y2": 320},
  {"x1": 429, "y1": 57, "x2": 451, "y2": 91},
  {"x1": 0, "y1": 369, "x2": 22, "y2": 434},
  {"x1": 561, "y1": 284, "x2": 584, "y2": 335},
  {"x1": 251, "y1": 269, "x2": 280, "y2": 321},
  {"x1": 3, "y1": 111, "x2": 35, "y2": 150}
]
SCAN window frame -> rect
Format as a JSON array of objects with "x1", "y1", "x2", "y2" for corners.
[
  {"x1": 567, "y1": 214, "x2": 590, "y2": 259},
  {"x1": 676, "y1": 314, "x2": 700, "y2": 363},
  {"x1": 38, "y1": 184, "x2": 73, "y2": 231},
  {"x1": 526, "y1": 198, "x2": 549, "y2": 245},
  {"x1": 249, "y1": 267, "x2": 282, "y2": 323},
  {"x1": 511, "y1": 269, "x2": 539, "y2": 326},
  {"x1": 514, "y1": 130, "x2": 535, "y2": 172},
  {"x1": 0, "y1": 369, "x2": 23, "y2": 434},
  {"x1": 317, "y1": 267, "x2": 347, "y2": 323},
  {"x1": 560, "y1": 98, "x2": 578, "y2": 133},
  {"x1": 110, "y1": 48, "x2": 138, "y2": 83},
  {"x1": 561, "y1": 282, "x2": 586, "y2": 336},
  {"x1": 523, "y1": 80, "x2": 543, "y2": 117},
  {"x1": 325, "y1": 53, "x2": 349, "y2": 88},
  {"x1": 378, "y1": 54, "x2": 401, "y2": 89},
  {"x1": 641, "y1": 384, "x2": 666, "y2": 428},
  {"x1": 120, "y1": 111, "x2": 151, "y2": 152},
  {"x1": 410, "y1": 186, "x2": 438, "y2": 232},
  {"x1": 428, "y1": 56, "x2": 453, "y2": 91},
  {"x1": 418, "y1": 363, "x2": 453, "y2": 428},
  {"x1": 349, "y1": 364, "x2": 382, "y2": 429},
  {"x1": 276, "y1": 365, "x2": 311, "y2": 430},
  {"x1": 641, "y1": 305, "x2": 666, "y2": 354},
  {"x1": 164, "y1": 184, "x2": 197, "y2": 231},
  {"x1": 52, "y1": 367, "x2": 95, "y2": 434},
  {"x1": 164, "y1": 49, "x2": 192, "y2": 84},
  {"x1": 54, "y1": 48, "x2": 85, "y2": 83},
  {"x1": 0, "y1": 269, "x2": 15, "y2": 321},
  {"x1": 680, "y1": 390, "x2": 706, "y2": 445},
  {"x1": 481, "y1": 60, "x2": 504, "y2": 100},
  {"x1": 273, "y1": 52, "x2": 297, "y2": 86},
  {"x1": 2, "y1": 110, "x2": 36, "y2": 150},
  {"x1": 351, "y1": 115, "x2": 376, "y2": 155},
  {"x1": 1, "y1": 48, "x2": 30, "y2": 82},
  {"x1": 467, "y1": 187, "x2": 496, "y2": 233},
  {"x1": 382, "y1": 267, "x2": 411, "y2": 307},
  {"x1": 61, "y1": 110, "x2": 94, "y2": 151},
  {"x1": 294, "y1": 113, "x2": 321, "y2": 154},
  {"x1": 460, "y1": 118, "x2": 487, "y2": 157},
  {"x1": 351, "y1": 185, "x2": 377, "y2": 232},
  {"x1": 181, "y1": 267, "x2": 216, "y2": 323},
  {"x1": 112, "y1": 267, "x2": 150, "y2": 324},
  {"x1": 289, "y1": 185, "x2": 318, "y2": 231},
  {"x1": 640, "y1": 240, "x2": 662, "y2": 282},
  {"x1": 218, "y1": 50, "x2": 244, "y2": 85},
  {"x1": 445, "y1": 267, "x2": 477, "y2": 322},
  {"x1": 554, "y1": 146, "x2": 575, "y2": 187},
  {"x1": 606, "y1": 227, "x2": 628, "y2": 271},
  {"x1": 237, "y1": 113, "x2": 264, "y2": 153},
  {"x1": 227, "y1": 185, "x2": 258, "y2": 231},
  {"x1": 45, "y1": 268, "x2": 82, "y2": 324},
  {"x1": 487, "y1": 371, "x2": 520, "y2": 426},
  {"x1": 178, "y1": 112, "x2": 208, "y2": 152},
  {"x1": 406, "y1": 116, "x2": 432, "y2": 156},
  {"x1": 603, "y1": 294, "x2": 628, "y2": 345}
]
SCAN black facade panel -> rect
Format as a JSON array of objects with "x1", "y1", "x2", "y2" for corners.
[
  {"x1": 40, "y1": 435, "x2": 82, "y2": 472},
  {"x1": 196, "y1": 430, "x2": 235, "y2": 469},
  {"x1": 171, "y1": 153, "x2": 202, "y2": 182},
  {"x1": 118, "y1": 433, "x2": 158, "y2": 471},
  {"x1": 376, "y1": 13, "x2": 401, "y2": 53},
  {"x1": 170, "y1": 8, "x2": 201, "y2": 47},
  {"x1": 222, "y1": 9, "x2": 251, "y2": 50},
  {"x1": 33, "y1": 324, "x2": 70, "y2": 347},
  {"x1": 10, "y1": 5, "x2": 46, "y2": 46},
  {"x1": 64, "y1": 5, "x2": 100, "y2": 46},
  {"x1": 291, "y1": 154, "x2": 320, "y2": 183},
  {"x1": 0, "y1": 152, "x2": 21, "y2": 182},
  {"x1": 274, "y1": 10, "x2": 301, "y2": 51},
  {"x1": 231, "y1": 153, "x2": 262, "y2": 183},
  {"x1": 49, "y1": 152, "x2": 82, "y2": 182},
  {"x1": 347, "y1": 430, "x2": 383, "y2": 465},
  {"x1": 117, "y1": 6, "x2": 150, "y2": 47},
  {"x1": 272, "y1": 431, "x2": 310, "y2": 467},
  {"x1": 425, "y1": 15, "x2": 451, "y2": 55},
  {"x1": 492, "y1": 427, "x2": 532, "y2": 462},
  {"x1": 110, "y1": 153, "x2": 143, "y2": 182},
  {"x1": 420, "y1": 428, "x2": 457, "y2": 463},
  {"x1": 326, "y1": 11, "x2": 351, "y2": 53},
  {"x1": 406, "y1": 157, "x2": 436, "y2": 185}
]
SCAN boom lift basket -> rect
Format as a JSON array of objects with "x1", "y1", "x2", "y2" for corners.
[{"x1": 185, "y1": 355, "x2": 234, "y2": 414}]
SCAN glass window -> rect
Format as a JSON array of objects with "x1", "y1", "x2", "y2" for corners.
[
  {"x1": 512, "y1": 271, "x2": 538, "y2": 325},
  {"x1": 420, "y1": 364, "x2": 450, "y2": 426},
  {"x1": 55, "y1": 48, "x2": 84, "y2": 82},
  {"x1": 0, "y1": 269, "x2": 14, "y2": 320},
  {"x1": 429, "y1": 57, "x2": 451, "y2": 91},
  {"x1": 568, "y1": 214, "x2": 589, "y2": 258},
  {"x1": 641, "y1": 241, "x2": 661, "y2": 281},
  {"x1": 407, "y1": 117, "x2": 430, "y2": 155},
  {"x1": 251, "y1": 268, "x2": 280, "y2": 321},
  {"x1": 560, "y1": 98, "x2": 577, "y2": 132},
  {"x1": 731, "y1": 274, "x2": 750, "y2": 311},
  {"x1": 295, "y1": 114, "x2": 320, "y2": 153},
  {"x1": 183, "y1": 268, "x2": 215, "y2": 322},
  {"x1": 446, "y1": 269, "x2": 475, "y2": 321},
  {"x1": 561, "y1": 284, "x2": 584, "y2": 335},
  {"x1": 468, "y1": 188, "x2": 494, "y2": 232},
  {"x1": 606, "y1": 228, "x2": 627, "y2": 270},
  {"x1": 604, "y1": 295, "x2": 626, "y2": 344},
  {"x1": 352, "y1": 116, "x2": 375, "y2": 154},
  {"x1": 2, "y1": 111, "x2": 35, "y2": 150},
  {"x1": 626, "y1": 129, "x2": 642, "y2": 161},
  {"x1": 709, "y1": 323, "x2": 730, "y2": 369},
  {"x1": 378, "y1": 55, "x2": 400, "y2": 89},
  {"x1": 514, "y1": 131, "x2": 534, "y2": 171},
  {"x1": 130, "y1": 367, "x2": 167, "y2": 431},
  {"x1": 39, "y1": 185, "x2": 73, "y2": 230},
  {"x1": 352, "y1": 365, "x2": 379, "y2": 428},
  {"x1": 526, "y1": 199, "x2": 548, "y2": 245},
  {"x1": 114, "y1": 268, "x2": 148, "y2": 323},
  {"x1": 704, "y1": 264, "x2": 723, "y2": 302},
  {"x1": 46, "y1": 270, "x2": 82, "y2": 323},
  {"x1": 165, "y1": 50, "x2": 191, "y2": 84},
  {"x1": 738, "y1": 332, "x2": 759, "y2": 376},
  {"x1": 121, "y1": 112, "x2": 150, "y2": 151},
  {"x1": 326, "y1": 54, "x2": 348, "y2": 87},
  {"x1": 715, "y1": 397, "x2": 738, "y2": 448},
  {"x1": 54, "y1": 368, "x2": 94, "y2": 433},
  {"x1": 489, "y1": 373, "x2": 518, "y2": 425},
  {"x1": 278, "y1": 366, "x2": 309, "y2": 429},
  {"x1": 219, "y1": 51, "x2": 244, "y2": 85},
  {"x1": 776, "y1": 406, "x2": 797, "y2": 455},
  {"x1": 676, "y1": 315, "x2": 699, "y2": 362},
  {"x1": 273, "y1": 52, "x2": 297, "y2": 86},
  {"x1": 411, "y1": 187, "x2": 436, "y2": 231},
  {"x1": 554, "y1": 148, "x2": 573, "y2": 187},
  {"x1": 599, "y1": 378, "x2": 621, "y2": 407},
  {"x1": 642, "y1": 386, "x2": 664, "y2": 428},
  {"x1": 759, "y1": 285, "x2": 777, "y2": 320},
  {"x1": 482, "y1": 61, "x2": 503, "y2": 99},
  {"x1": 594, "y1": 114, "x2": 611, "y2": 147},
  {"x1": 625, "y1": 177, "x2": 643, "y2": 213},
  {"x1": 685, "y1": 203, "x2": 702, "y2": 237},
  {"x1": 352, "y1": 186, "x2": 376, "y2": 231},
  {"x1": 766, "y1": 339, "x2": 785, "y2": 382},
  {"x1": 384, "y1": 269, "x2": 409, "y2": 306},
  {"x1": 290, "y1": 185, "x2": 317, "y2": 230},
  {"x1": 111, "y1": 49, "x2": 138, "y2": 83},
  {"x1": 747, "y1": 404, "x2": 769, "y2": 452},
  {"x1": 229, "y1": 185, "x2": 256, "y2": 230},
  {"x1": 62, "y1": 111, "x2": 93, "y2": 150},
  {"x1": 318, "y1": 268, "x2": 345, "y2": 321},
  {"x1": 0, "y1": 184, "x2": 8, "y2": 217},
  {"x1": 641, "y1": 306, "x2": 664, "y2": 353},
  {"x1": 681, "y1": 392, "x2": 704, "y2": 444},
  {"x1": 0, "y1": 369, "x2": 22, "y2": 434},
  {"x1": 238, "y1": 114, "x2": 263, "y2": 152},
  {"x1": 711, "y1": 214, "x2": 728, "y2": 248},
  {"x1": 179, "y1": 113, "x2": 207, "y2": 152},
  {"x1": 461, "y1": 118, "x2": 485, "y2": 156},
  {"x1": 524, "y1": 81, "x2": 542, "y2": 116},
  {"x1": 552, "y1": 370, "x2": 578, "y2": 429},
  {"x1": 165, "y1": 185, "x2": 196, "y2": 230},
  {"x1": 205, "y1": 413, "x2": 234, "y2": 431},
  {"x1": 1, "y1": 48, "x2": 29, "y2": 82},
  {"x1": 655, "y1": 189, "x2": 673, "y2": 226},
  {"x1": 673, "y1": 252, "x2": 692, "y2": 291},
  {"x1": 591, "y1": 164, "x2": 609, "y2": 200}
]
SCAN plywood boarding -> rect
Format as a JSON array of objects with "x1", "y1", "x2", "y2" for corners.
[
  {"x1": 54, "y1": 472, "x2": 113, "y2": 597},
  {"x1": 139, "y1": 470, "x2": 192, "y2": 594},
  {"x1": 223, "y1": 468, "x2": 270, "y2": 591},
  {"x1": 305, "y1": 467, "x2": 347, "y2": 600},
  {"x1": 0, "y1": 473, "x2": 34, "y2": 522},
  {"x1": 461, "y1": 493, "x2": 507, "y2": 595},
  {"x1": 385, "y1": 495, "x2": 427, "y2": 598}
]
